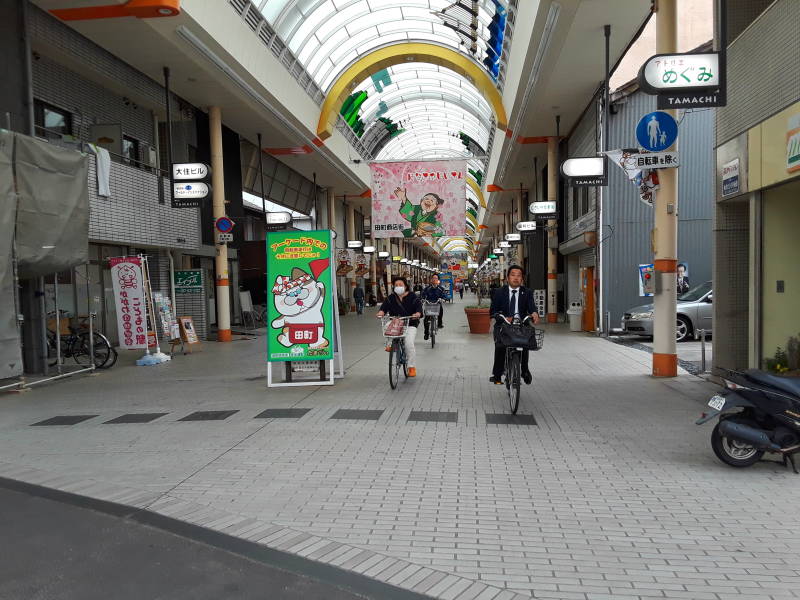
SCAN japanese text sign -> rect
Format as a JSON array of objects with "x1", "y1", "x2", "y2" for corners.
[
  {"x1": 640, "y1": 52, "x2": 720, "y2": 93},
  {"x1": 266, "y1": 231, "x2": 334, "y2": 362},
  {"x1": 174, "y1": 269, "x2": 203, "y2": 294},
  {"x1": 369, "y1": 159, "x2": 467, "y2": 238},
  {"x1": 109, "y1": 256, "x2": 147, "y2": 349}
]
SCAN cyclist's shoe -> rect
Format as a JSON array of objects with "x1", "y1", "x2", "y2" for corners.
[
  {"x1": 408, "y1": 367, "x2": 417, "y2": 377},
  {"x1": 384, "y1": 345, "x2": 392, "y2": 352},
  {"x1": 489, "y1": 375, "x2": 503, "y2": 385},
  {"x1": 424, "y1": 332, "x2": 429, "y2": 340},
  {"x1": 522, "y1": 371, "x2": 533, "y2": 385},
  {"x1": 438, "y1": 323, "x2": 444, "y2": 329}
]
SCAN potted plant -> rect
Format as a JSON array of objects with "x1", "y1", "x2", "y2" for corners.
[{"x1": 464, "y1": 287, "x2": 491, "y2": 334}]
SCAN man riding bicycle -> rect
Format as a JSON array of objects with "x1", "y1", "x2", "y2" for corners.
[
  {"x1": 420, "y1": 273, "x2": 446, "y2": 340},
  {"x1": 489, "y1": 265, "x2": 540, "y2": 385}
]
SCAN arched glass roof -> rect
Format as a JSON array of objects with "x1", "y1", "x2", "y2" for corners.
[{"x1": 255, "y1": 0, "x2": 511, "y2": 91}]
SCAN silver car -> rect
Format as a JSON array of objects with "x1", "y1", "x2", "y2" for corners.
[{"x1": 622, "y1": 281, "x2": 712, "y2": 342}]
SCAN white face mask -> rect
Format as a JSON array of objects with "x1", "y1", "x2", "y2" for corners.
[{"x1": 394, "y1": 286, "x2": 405, "y2": 295}]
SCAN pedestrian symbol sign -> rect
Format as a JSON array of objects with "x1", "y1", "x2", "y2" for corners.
[{"x1": 636, "y1": 111, "x2": 678, "y2": 152}]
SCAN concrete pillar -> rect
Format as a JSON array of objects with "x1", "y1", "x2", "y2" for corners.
[
  {"x1": 546, "y1": 137, "x2": 558, "y2": 323},
  {"x1": 209, "y1": 106, "x2": 231, "y2": 342},
  {"x1": 652, "y1": 0, "x2": 678, "y2": 377}
]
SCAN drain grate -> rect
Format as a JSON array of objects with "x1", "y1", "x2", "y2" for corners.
[
  {"x1": 330, "y1": 409, "x2": 384, "y2": 421},
  {"x1": 407, "y1": 411, "x2": 458, "y2": 423},
  {"x1": 103, "y1": 413, "x2": 168, "y2": 424},
  {"x1": 31, "y1": 415, "x2": 98, "y2": 426},
  {"x1": 485, "y1": 413, "x2": 537, "y2": 426},
  {"x1": 179, "y1": 410, "x2": 239, "y2": 422},
  {"x1": 255, "y1": 408, "x2": 311, "y2": 419}
]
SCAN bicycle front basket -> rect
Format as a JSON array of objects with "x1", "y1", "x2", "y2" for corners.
[
  {"x1": 422, "y1": 303, "x2": 440, "y2": 317},
  {"x1": 496, "y1": 324, "x2": 539, "y2": 350},
  {"x1": 382, "y1": 318, "x2": 406, "y2": 338}
]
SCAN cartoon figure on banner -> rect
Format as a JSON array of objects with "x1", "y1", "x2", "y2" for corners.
[
  {"x1": 117, "y1": 264, "x2": 139, "y2": 288},
  {"x1": 271, "y1": 258, "x2": 330, "y2": 350},
  {"x1": 394, "y1": 187, "x2": 445, "y2": 238},
  {"x1": 335, "y1": 249, "x2": 353, "y2": 276},
  {"x1": 354, "y1": 253, "x2": 369, "y2": 277},
  {"x1": 635, "y1": 169, "x2": 660, "y2": 206}
]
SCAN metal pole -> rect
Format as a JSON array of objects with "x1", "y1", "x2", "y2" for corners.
[
  {"x1": 257, "y1": 133, "x2": 267, "y2": 227},
  {"x1": 652, "y1": 0, "x2": 679, "y2": 377},
  {"x1": 54, "y1": 272, "x2": 62, "y2": 374},
  {"x1": 598, "y1": 23, "x2": 610, "y2": 336},
  {"x1": 699, "y1": 329, "x2": 706, "y2": 373},
  {"x1": 39, "y1": 276, "x2": 48, "y2": 376},
  {"x1": 88, "y1": 309, "x2": 95, "y2": 372},
  {"x1": 163, "y1": 67, "x2": 174, "y2": 206},
  {"x1": 546, "y1": 135, "x2": 558, "y2": 323}
]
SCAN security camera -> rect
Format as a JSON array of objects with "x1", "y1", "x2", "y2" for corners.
[{"x1": 352, "y1": 159, "x2": 361, "y2": 164}]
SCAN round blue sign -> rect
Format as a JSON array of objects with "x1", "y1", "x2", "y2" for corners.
[
  {"x1": 215, "y1": 216, "x2": 234, "y2": 233},
  {"x1": 636, "y1": 111, "x2": 678, "y2": 152}
]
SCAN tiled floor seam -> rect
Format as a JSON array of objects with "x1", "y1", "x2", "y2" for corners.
[{"x1": 0, "y1": 459, "x2": 523, "y2": 599}]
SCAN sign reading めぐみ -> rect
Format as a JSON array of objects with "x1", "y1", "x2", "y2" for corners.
[{"x1": 266, "y1": 231, "x2": 334, "y2": 362}]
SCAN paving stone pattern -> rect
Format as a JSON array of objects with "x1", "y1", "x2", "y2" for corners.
[{"x1": 1, "y1": 296, "x2": 799, "y2": 599}]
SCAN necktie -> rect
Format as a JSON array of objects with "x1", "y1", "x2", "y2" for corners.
[{"x1": 510, "y1": 289, "x2": 518, "y2": 319}]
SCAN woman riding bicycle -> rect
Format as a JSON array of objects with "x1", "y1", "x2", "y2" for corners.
[{"x1": 376, "y1": 276, "x2": 422, "y2": 377}]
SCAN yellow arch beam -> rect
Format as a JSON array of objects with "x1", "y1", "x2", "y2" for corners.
[
  {"x1": 467, "y1": 177, "x2": 487, "y2": 208},
  {"x1": 317, "y1": 42, "x2": 507, "y2": 141}
]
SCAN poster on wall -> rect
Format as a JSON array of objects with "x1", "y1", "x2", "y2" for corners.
[
  {"x1": 369, "y1": 159, "x2": 467, "y2": 238},
  {"x1": 676, "y1": 262, "x2": 690, "y2": 296},
  {"x1": 109, "y1": 256, "x2": 147, "y2": 349},
  {"x1": 266, "y1": 231, "x2": 334, "y2": 362},
  {"x1": 788, "y1": 113, "x2": 800, "y2": 173},
  {"x1": 354, "y1": 253, "x2": 369, "y2": 277}
]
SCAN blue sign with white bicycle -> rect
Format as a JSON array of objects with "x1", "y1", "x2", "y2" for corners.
[{"x1": 636, "y1": 111, "x2": 678, "y2": 152}]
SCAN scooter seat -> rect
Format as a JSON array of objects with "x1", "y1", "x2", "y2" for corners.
[{"x1": 744, "y1": 369, "x2": 800, "y2": 397}]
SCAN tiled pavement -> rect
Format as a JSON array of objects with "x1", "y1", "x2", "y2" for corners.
[{"x1": 1, "y1": 296, "x2": 800, "y2": 599}]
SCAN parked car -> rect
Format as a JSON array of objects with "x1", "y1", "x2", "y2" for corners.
[{"x1": 622, "y1": 281, "x2": 712, "y2": 342}]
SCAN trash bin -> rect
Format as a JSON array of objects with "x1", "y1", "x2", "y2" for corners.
[{"x1": 567, "y1": 302, "x2": 582, "y2": 332}]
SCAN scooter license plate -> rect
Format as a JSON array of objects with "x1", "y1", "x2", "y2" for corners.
[{"x1": 708, "y1": 395, "x2": 726, "y2": 411}]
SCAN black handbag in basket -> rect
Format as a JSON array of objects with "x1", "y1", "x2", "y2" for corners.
[{"x1": 495, "y1": 323, "x2": 539, "y2": 350}]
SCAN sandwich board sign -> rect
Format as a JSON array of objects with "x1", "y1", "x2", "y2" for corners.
[{"x1": 266, "y1": 230, "x2": 343, "y2": 387}]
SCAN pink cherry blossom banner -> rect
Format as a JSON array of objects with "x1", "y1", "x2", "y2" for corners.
[{"x1": 370, "y1": 159, "x2": 466, "y2": 239}]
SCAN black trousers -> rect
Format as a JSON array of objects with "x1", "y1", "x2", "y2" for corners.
[{"x1": 492, "y1": 325, "x2": 530, "y2": 378}]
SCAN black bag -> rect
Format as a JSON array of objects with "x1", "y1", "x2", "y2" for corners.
[{"x1": 495, "y1": 323, "x2": 539, "y2": 350}]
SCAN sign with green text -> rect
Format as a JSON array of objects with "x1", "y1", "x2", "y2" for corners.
[
  {"x1": 174, "y1": 269, "x2": 203, "y2": 294},
  {"x1": 266, "y1": 230, "x2": 334, "y2": 362}
]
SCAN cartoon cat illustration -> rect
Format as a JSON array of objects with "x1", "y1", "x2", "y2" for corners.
[{"x1": 271, "y1": 258, "x2": 330, "y2": 350}]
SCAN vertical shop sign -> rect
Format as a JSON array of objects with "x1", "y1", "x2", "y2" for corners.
[
  {"x1": 109, "y1": 256, "x2": 147, "y2": 349},
  {"x1": 266, "y1": 230, "x2": 334, "y2": 362}
]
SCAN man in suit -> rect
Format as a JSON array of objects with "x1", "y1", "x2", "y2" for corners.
[{"x1": 489, "y1": 265, "x2": 541, "y2": 385}]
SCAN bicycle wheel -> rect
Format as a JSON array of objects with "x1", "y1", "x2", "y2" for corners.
[
  {"x1": 388, "y1": 339, "x2": 401, "y2": 389},
  {"x1": 74, "y1": 332, "x2": 112, "y2": 369},
  {"x1": 430, "y1": 319, "x2": 436, "y2": 349},
  {"x1": 508, "y1": 352, "x2": 521, "y2": 414},
  {"x1": 46, "y1": 331, "x2": 61, "y2": 367},
  {"x1": 95, "y1": 333, "x2": 118, "y2": 369}
]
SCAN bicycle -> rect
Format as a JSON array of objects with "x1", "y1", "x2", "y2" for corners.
[
  {"x1": 422, "y1": 299, "x2": 443, "y2": 348},
  {"x1": 47, "y1": 313, "x2": 117, "y2": 369},
  {"x1": 494, "y1": 313, "x2": 544, "y2": 414},
  {"x1": 380, "y1": 315, "x2": 412, "y2": 389}
]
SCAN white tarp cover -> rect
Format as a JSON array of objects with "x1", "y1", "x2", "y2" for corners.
[
  {"x1": 14, "y1": 134, "x2": 89, "y2": 277},
  {"x1": 0, "y1": 130, "x2": 23, "y2": 379}
]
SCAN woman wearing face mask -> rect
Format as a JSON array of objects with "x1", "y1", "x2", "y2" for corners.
[{"x1": 376, "y1": 276, "x2": 422, "y2": 377}]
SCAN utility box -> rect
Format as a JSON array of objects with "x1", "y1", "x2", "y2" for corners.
[{"x1": 567, "y1": 302, "x2": 582, "y2": 332}]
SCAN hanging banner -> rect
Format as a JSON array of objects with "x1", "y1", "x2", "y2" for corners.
[
  {"x1": 109, "y1": 256, "x2": 147, "y2": 349},
  {"x1": 266, "y1": 231, "x2": 334, "y2": 362},
  {"x1": 335, "y1": 248, "x2": 355, "y2": 277},
  {"x1": 354, "y1": 253, "x2": 369, "y2": 277},
  {"x1": 369, "y1": 159, "x2": 467, "y2": 238}
]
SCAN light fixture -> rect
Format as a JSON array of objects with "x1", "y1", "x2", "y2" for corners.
[
  {"x1": 347, "y1": 240, "x2": 363, "y2": 248},
  {"x1": 378, "y1": 251, "x2": 389, "y2": 258},
  {"x1": 363, "y1": 246, "x2": 376, "y2": 253},
  {"x1": 499, "y1": 241, "x2": 510, "y2": 248},
  {"x1": 265, "y1": 211, "x2": 291, "y2": 225}
]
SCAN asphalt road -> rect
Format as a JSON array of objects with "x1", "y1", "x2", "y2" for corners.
[
  {"x1": 609, "y1": 335, "x2": 713, "y2": 374},
  {"x1": 0, "y1": 480, "x2": 420, "y2": 600}
]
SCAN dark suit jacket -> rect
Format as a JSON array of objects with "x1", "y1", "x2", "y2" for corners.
[{"x1": 490, "y1": 285, "x2": 536, "y2": 321}]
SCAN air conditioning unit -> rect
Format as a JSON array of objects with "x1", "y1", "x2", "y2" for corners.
[{"x1": 143, "y1": 145, "x2": 158, "y2": 169}]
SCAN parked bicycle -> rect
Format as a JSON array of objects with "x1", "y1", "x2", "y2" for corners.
[
  {"x1": 47, "y1": 312, "x2": 117, "y2": 369},
  {"x1": 380, "y1": 315, "x2": 412, "y2": 389},
  {"x1": 422, "y1": 299, "x2": 443, "y2": 348},
  {"x1": 495, "y1": 313, "x2": 544, "y2": 413}
]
